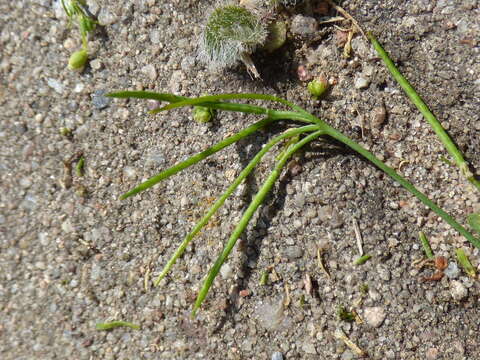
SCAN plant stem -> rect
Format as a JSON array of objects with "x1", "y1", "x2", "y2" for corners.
[
  {"x1": 324, "y1": 127, "x2": 480, "y2": 249},
  {"x1": 151, "y1": 93, "x2": 312, "y2": 117},
  {"x1": 154, "y1": 125, "x2": 321, "y2": 285},
  {"x1": 192, "y1": 130, "x2": 325, "y2": 316},
  {"x1": 120, "y1": 117, "x2": 277, "y2": 199},
  {"x1": 455, "y1": 248, "x2": 477, "y2": 278},
  {"x1": 368, "y1": 32, "x2": 480, "y2": 191}
]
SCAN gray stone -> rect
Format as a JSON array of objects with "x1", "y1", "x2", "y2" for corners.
[
  {"x1": 271, "y1": 351, "x2": 284, "y2": 360},
  {"x1": 91, "y1": 89, "x2": 110, "y2": 109},
  {"x1": 283, "y1": 246, "x2": 304, "y2": 260},
  {"x1": 354, "y1": 76, "x2": 370, "y2": 89},
  {"x1": 444, "y1": 262, "x2": 460, "y2": 278},
  {"x1": 291, "y1": 15, "x2": 317, "y2": 36}
]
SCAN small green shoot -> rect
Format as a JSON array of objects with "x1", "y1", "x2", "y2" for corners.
[
  {"x1": 59, "y1": 127, "x2": 72, "y2": 137},
  {"x1": 76, "y1": 156, "x2": 85, "y2": 177},
  {"x1": 419, "y1": 231, "x2": 434, "y2": 259},
  {"x1": 337, "y1": 305, "x2": 355, "y2": 322},
  {"x1": 359, "y1": 283, "x2": 369, "y2": 295},
  {"x1": 62, "y1": 0, "x2": 97, "y2": 70},
  {"x1": 259, "y1": 270, "x2": 269, "y2": 285},
  {"x1": 353, "y1": 254, "x2": 371, "y2": 265},
  {"x1": 368, "y1": 32, "x2": 480, "y2": 192},
  {"x1": 95, "y1": 321, "x2": 140, "y2": 331},
  {"x1": 455, "y1": 248, "x2": 476, "y2": 279},
  {"x1": 467, "y1": 213, "x2": 480, "y2": 234}
]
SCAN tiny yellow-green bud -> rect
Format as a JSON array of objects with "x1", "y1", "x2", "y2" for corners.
[
  {"x1": 307, "y1": 77, "x2": 329, "y2": 99},
  {"x1": 68, "y1": 49, "x2": 88, "y2": 70},
  {"x1": 59, "y1": 127, "x2": 72, "y2": 137},
  {"x1": 193, "y1": 105, "x2": 215, "y2": 123}
]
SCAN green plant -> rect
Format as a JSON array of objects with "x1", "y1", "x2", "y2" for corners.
[
  {"x1": 455, "y1": 248, "x2": 476, "y2": 278},
  {"x1": 106, "y1": 36, "x2": 480, "y2": 316},
  {"x1": 368, "y1": 32, "x2": 480, "y2": 192},
  {"x1": 419, "y1": 231, "x2": 434, "y2": 259},
  {"x1": 199, "y1": 5, "x2": 268, "y2": 78},
  {"x1": 95, "y1": 321, "x2": 140, "y2": 331},
  {"x1": 108, "y1": 88, "x2": 480, "y2": 316},
  {"x1": 62, "y1": 0, "x2": 97, "y2": 70}
]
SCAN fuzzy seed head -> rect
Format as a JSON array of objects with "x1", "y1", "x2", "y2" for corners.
[{"x1": 199, "y1": 5, "x2": 267, "y2": 70}]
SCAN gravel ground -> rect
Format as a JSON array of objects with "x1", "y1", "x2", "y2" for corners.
[{"x1": 1, "y1": 0, "x2": 479, "y2": 359}]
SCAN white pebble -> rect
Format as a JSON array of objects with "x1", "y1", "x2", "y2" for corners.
[
  {"x1": 450, "y1": 280, "x2": 468, "y2": 301},
  {"x1": 363, "y1": 306, "x2": 386, "y2": 328},
  {"x1": 354, "y1": 77, "x2": 370, "y2": 89}
]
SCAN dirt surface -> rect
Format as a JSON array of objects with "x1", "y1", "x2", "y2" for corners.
[{"x1": 1, "y1": 0, "x2": 480, "y2": 359}]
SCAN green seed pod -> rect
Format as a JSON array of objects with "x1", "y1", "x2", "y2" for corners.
[
  {"x1": 193, "y1": 105, "x2": 215, "y2": 123},
  {"x1": 199, "y1": 5, "x2": 267, "y2": 76},
  {"x1": 68, "y1": 49, "x2": 88, "y2": 70},
  {"x1": 307, "y1": 77, "x2": 329, "y2": 99}
]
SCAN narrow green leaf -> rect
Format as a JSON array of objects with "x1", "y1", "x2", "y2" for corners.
[
  {"x1": 455, "y1": 248, "x2": 476, "y2": 278},
  {"x1": 154, "y1": 125, "x2": 321, "y2": 285},
  {"x1": 368, "y1": 32, "x2": 480, "y2": 192},
  {"x1": 353, "y1": 254, "x2": 371, "y2": 265},
  {"x1": 106, "y1": 91, "x2": 185, "y2": 103},
  {"x1": 120, "y1": 117, "x2": 277, "y2": 200},
  {"x1": 150, "y1": 93, "x2": 311, "y2": 116},
  {"x1": 192, "y1": 130, "x2": 325, "y2": 316},
  {"x1": 325, "y1": 128, "x2": 480, "y2": 250},
  {"x1": 419, "y1": 231, "x2": 434, "y2": 259},
  {"x1": 95, "y1": 321, "x2": 140, "y2": 331},
  {"x1": 76, "y1": 156, "x2": 85, "y2": 177}
]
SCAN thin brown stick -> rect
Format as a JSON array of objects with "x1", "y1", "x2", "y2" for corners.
[{"x1": 325, "y1": 0, "x2": 367, "y2": 40}]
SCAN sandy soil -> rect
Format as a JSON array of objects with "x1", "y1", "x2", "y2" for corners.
[{"x1": 1, "y1": 0, "x2": 479, "y2": 359}]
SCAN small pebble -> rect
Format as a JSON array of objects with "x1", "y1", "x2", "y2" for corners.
[
  {"x1": 301, "y1": 340, "x2": 317, "y2": 354},
  {"x1": 91, "y1": 90, "x2": 110, "y2": 109},
  {"x1": 271, "y1": 351, "x2": 283, "y2": 360},
  {"x1": 371, "y1": 104, "x2": 387, "y2": 128},
  {"x1": 283, "y1": 245, "x2": 304, "y2": 260},
  {"x1": 74, "y1": 83, "x2": 85, "y2": 93},
  {"x1": 450, "y1": 280, "x2": 468, "y2": 301},
  {"x1": 47, "y1": 78, "x2": 64, "y2": 94},
  {"x1": 141, "y1": 64, "x2": 158, "y2": 81},
  {"x1": 354, "y1": 77, "x2": 370, "y2": 89},
  {"x1": 444, "y1": 262, "x2": 460, "y2": 278},
  {"x1": 434, "y1": 255, "x2": 448, "y2": 270},
  {"x1": 220, "y1": 263, "x2": 233, "y2": 279},
  {"x1": 341, "y1": 351, "x2": 354, "y2": 360},
  {"x1": 291, "y1": 15, "x2": 317, "y2": 36},
  {"x1": 90, "y1": 59, "x2": 103, "y2": 70},
  {"x1": 363, "y1": 306, "x2": 386, "y2": 328},
  {"x1": 426, "y1": 347, "x2": 439, "y2": 360}
]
